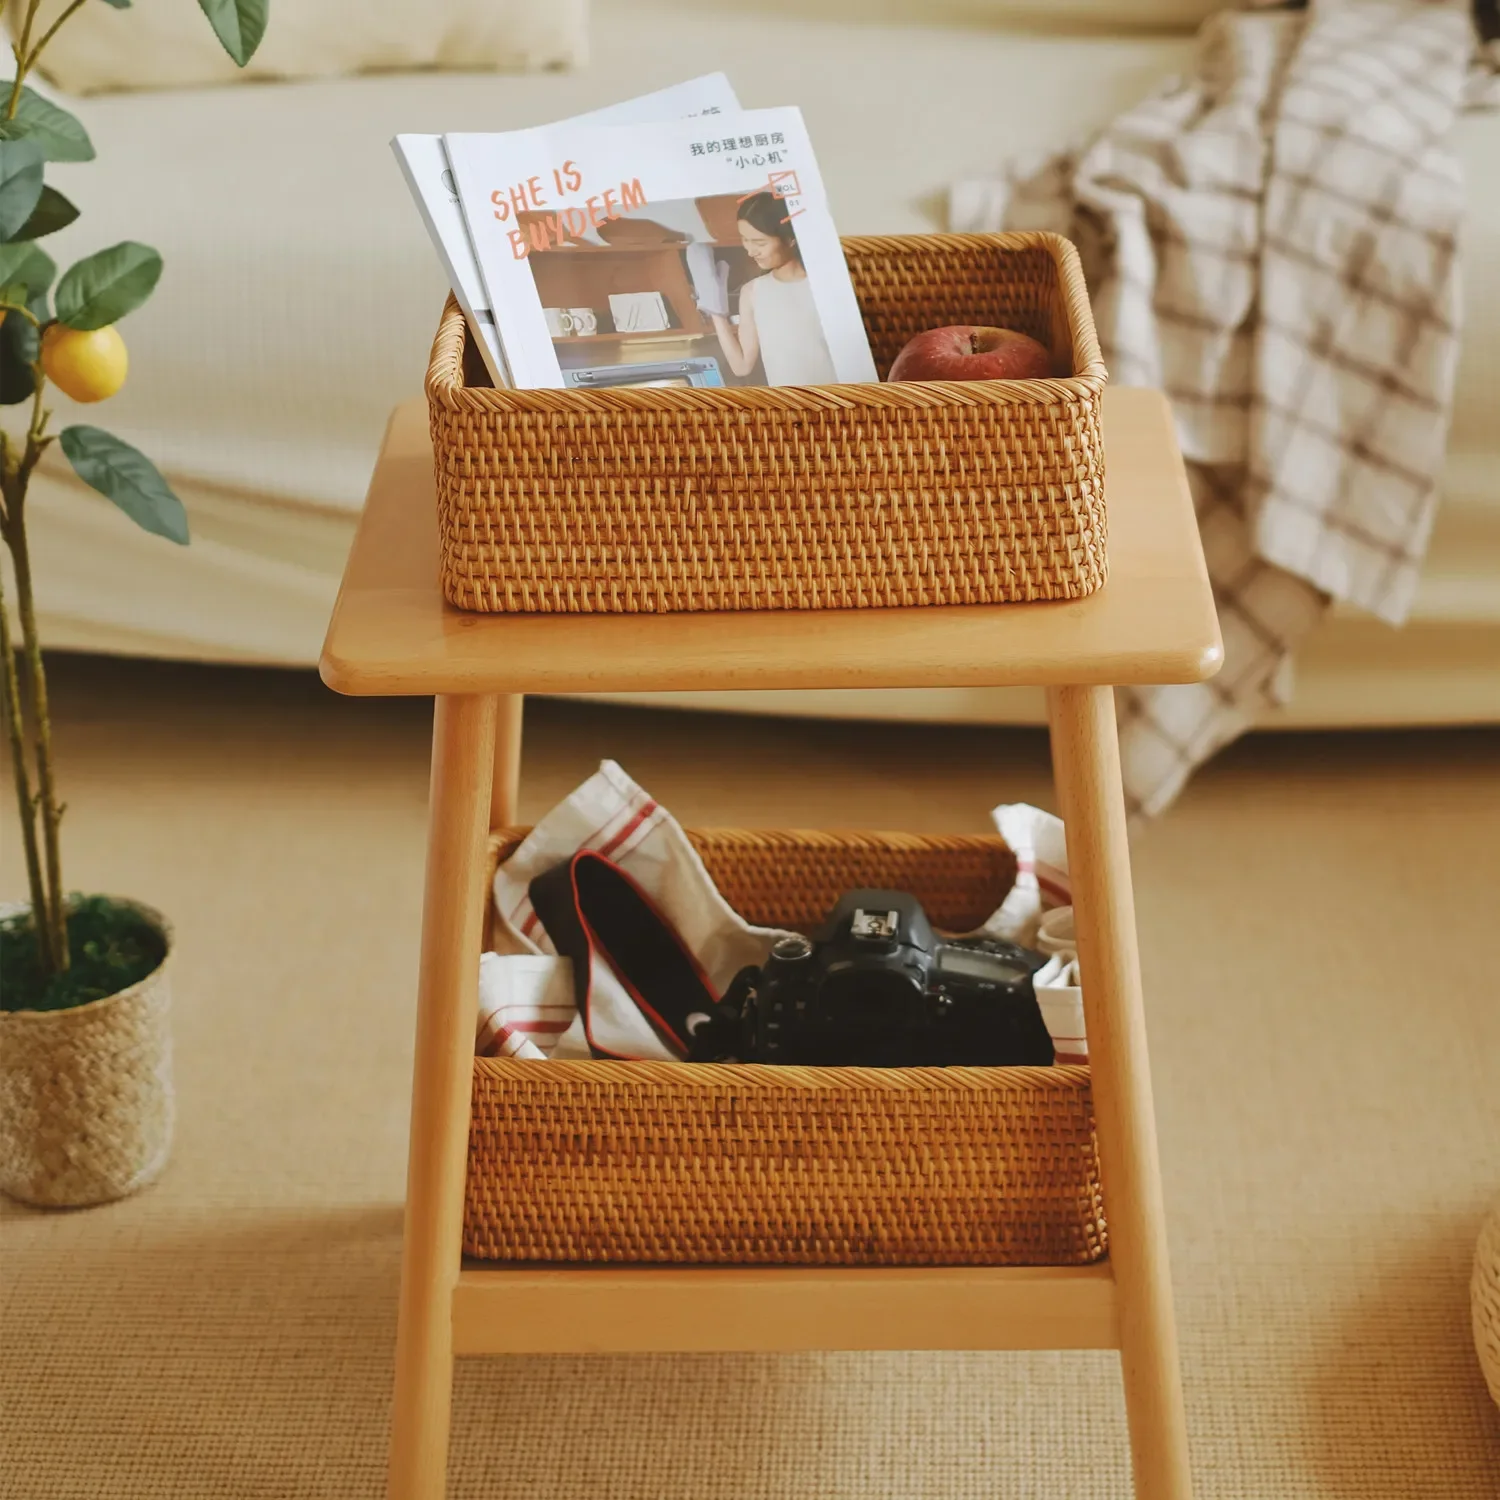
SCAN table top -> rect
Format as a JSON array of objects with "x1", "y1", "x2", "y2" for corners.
[{"x1": 320, "y1": 387, "x2": 1221, "y2": 697}]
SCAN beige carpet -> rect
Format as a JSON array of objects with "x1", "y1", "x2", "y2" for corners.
[{"x1": 3, "y1": 656, "x2": 1498, "y2": 1499}]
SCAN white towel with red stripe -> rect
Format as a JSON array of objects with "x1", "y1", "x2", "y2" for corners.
[
  {"x1": 986, "y1": 801, "x2": 1085, "y2": 1064},
  {"x1": 478, "y1": 761, "x2": 1089, "y2": 1064},
  {"x1": 483, "y1": 761, "x2": 786, "y2": 1061}
]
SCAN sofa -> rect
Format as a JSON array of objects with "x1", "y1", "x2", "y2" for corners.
[{"x1": 16, "y1": 0, "x2": 1500, "y2": 727}]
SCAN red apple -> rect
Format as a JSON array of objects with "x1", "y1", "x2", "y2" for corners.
[{"x1": 886, "y1": 325, "x2": 1055, "y2": 383}]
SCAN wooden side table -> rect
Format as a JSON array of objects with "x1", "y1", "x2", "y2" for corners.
[{"x1": 321, "y1": 387, "x2": 1223, "y2": 1500}]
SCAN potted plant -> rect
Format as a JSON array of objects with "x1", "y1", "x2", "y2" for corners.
[{"x1": 0, "y1": 0, "x2": 268, "y2": 1207}]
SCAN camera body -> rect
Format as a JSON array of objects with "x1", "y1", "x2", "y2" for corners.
[{"x1": 695, "y1": 889, "x2": 1056, "y2": 1068}]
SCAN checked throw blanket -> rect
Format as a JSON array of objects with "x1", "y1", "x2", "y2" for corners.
[{"x1": 952, "y1": 0, "x2": 1497, "y2": 817}]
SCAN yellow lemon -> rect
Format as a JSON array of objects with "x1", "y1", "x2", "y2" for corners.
[{"x1": 41, "y1": 324, "x2": 129, "y2": 403}]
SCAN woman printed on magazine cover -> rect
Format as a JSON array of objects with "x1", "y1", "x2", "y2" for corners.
[{"x1": 705, "y1": 191, "x2": 837, "y2": 386}]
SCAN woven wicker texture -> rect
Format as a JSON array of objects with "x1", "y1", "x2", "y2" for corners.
[
  {"x1": 0, "y1": 902, "x2": 174, "y2": 1208},
  {"x1": 1473, "y1": 1196, "x2": 1500, "y2": 1410},
  {"x1": 489, "y1": 825, "x2": 1020, "y2": 936},
  {"x1": 427, "y1": 231, "x2": 1108, "y2": 614},
  {"x1": 466, "y1": 827, "x2": 1103, "y2": 1266}
]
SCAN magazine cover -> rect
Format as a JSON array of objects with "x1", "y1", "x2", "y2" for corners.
[
  {"x1": 445, "y1": 108, "x2": 877, "y2": 392},
  {"x1": 392, "y1": 73, "x2": 740, "y2": 386}
]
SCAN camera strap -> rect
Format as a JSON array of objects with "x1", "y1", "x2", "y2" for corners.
[{"x1": 528, "y1": 851, "x2": 722, "y2": 1060}]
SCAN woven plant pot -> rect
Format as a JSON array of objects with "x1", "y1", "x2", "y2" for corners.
[{"x1": 0, "y1": 899, "x2": 174, "y2": 1207}]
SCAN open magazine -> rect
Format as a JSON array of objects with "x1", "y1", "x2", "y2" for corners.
[
  {"x1": 445, "y1": 108, "x2": 877, "y2": 392},
  {"x1": 396, "y1": 80, "x2": 877, "y2": 393},
  {"x1": 392, "y1": 73, "x2": 740, "y2": 387}
]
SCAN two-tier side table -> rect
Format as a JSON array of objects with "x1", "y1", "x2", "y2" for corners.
[{"x1": 320, "y1": 386, "x2": 1223, "y2": 1500}]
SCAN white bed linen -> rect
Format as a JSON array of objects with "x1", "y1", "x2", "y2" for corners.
[{"x1": 11, "y1": 0, "x2": 1499, "y2": 725}]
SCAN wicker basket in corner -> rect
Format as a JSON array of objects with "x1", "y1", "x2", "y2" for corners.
[
  {"x1": 464, "y1": 826, "x2": 1106, "y2": 1267},
  {"x1": 427, "y1": 231, "x2": 1108, "y2": 615}
]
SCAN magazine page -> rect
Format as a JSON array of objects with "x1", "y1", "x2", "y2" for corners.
[
  {"x1": 445, "y1": 108, "x2": 878, "y2": 392},
  {"x1": 392, "y1": 73, "x2": 740, "y2": 386}
]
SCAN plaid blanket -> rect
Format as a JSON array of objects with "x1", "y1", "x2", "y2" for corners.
[{"x1": 952, "y1": 0, "x2": 1496, "y2": 817}]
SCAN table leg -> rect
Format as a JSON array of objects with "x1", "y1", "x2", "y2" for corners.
[
  {"x1": 489, "y1": 694, "x2": 524, "y2": 829},
  {"x1": 388, "y1": 694, "x2": 499, "y2": 1500},
  {"x1": 1046, "y1": 685, "x2": 1193, "y2": 1500}
]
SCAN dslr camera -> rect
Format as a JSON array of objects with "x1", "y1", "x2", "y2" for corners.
[{"x1": 689, "y1": 889, "x2": 1055, "y2": 1068}]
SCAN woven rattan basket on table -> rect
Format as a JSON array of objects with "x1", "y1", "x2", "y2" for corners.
[
  {"x1": 465, "y1": 826, "x2": 1106, "y2": 1266},
  {"x1": 427, "y1": 230, "x2": 1108, "y2": 615}
]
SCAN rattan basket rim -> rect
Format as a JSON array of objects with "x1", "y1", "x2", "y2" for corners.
[
  {"x1": 428, "y1": 230, "x2": 1106, "y2": 416},
  {"x1": 0, "y1": 896, "x2": 172, "y2": 1024},
  {"x1": 476, "y1": 1057, "x2": 1090, "y2": 1090},
  {"x1": 486, "y1": 824, "x2": 1017, "y2": 860}
]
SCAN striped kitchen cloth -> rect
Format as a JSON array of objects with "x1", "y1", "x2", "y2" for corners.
[
  {"x1": 482, "y1": 759, "x2": 785, "y2": 1060},
  {"x1": 478, "y1": 762, "x2": 1090, "y2": 1063}
]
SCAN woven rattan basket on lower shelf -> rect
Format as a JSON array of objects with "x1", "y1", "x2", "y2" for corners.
[
  {"x1": 428, "y1": 230, "x2": 1108, "y2": 615},
  {"x1": 465, "y1": 826, "x2": 1106, "y2": 1267}
]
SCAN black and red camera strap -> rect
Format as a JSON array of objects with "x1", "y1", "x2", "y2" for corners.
[{"x1": 527, "y1": 850, "x2": 722, "y2": 1060}]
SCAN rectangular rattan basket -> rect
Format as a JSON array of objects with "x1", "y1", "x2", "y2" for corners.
[
  {"x1": 464, "y1": 826, "x2": 1106, "y2": 1267},
  {"x1": 427, "y1": 230, "x2": 1108, "y2": 615}
]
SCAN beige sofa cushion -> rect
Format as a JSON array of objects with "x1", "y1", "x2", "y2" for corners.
[
  {"x1": 692, "y1": 0, "x2": 1230, "y2": 30},
  {"x1": 13, "y1": 0, "x2": 588, "y2": 95}
]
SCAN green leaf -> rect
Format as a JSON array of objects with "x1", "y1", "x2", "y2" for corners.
[
  {"x1": 0, "y1": 138, "x2": 44, "y2": 242},
  {"x1": 101, "y1": 0, "x2": 132, "y2": 7},
  {"x1": 0, "y1": 312, "x2": 37, "y2": 405},
  {"x1": 0, "y1": 88, "x2": 94, "y2": 164},
  {"x1": 56, "y1": 242, "x2": 163, "y2": 331},
  {"x1": 11, "y1": 184, "x2": 77, "y2": 242},
  {"x1": 59, "y1": 427, "x2": 189, "y2": 545},
  {"x1": 197, "y1": 0, "x2": 269, "y2": 67},
  {"x1": 0, "y1": 242, "x2": 51, "y2": 405},
  {"x1": 0, "y1": 240, "x2": 55, "y2": 300}
]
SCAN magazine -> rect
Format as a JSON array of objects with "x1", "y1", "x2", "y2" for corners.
[
  {"x1": 392, "y1": 73, "x2": 740, "y2": 386},
  {"x1": 444, "y1": 107, "x2": 877, "y2": 392}
]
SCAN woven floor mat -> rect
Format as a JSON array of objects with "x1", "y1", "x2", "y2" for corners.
[{"x1": 3, "y1": 669, "x2": 1498, "y2": 1497}]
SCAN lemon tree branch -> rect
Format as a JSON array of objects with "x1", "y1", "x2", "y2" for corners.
[
  {"x1": 0, "y1": 300, "x2": 42, "y2": 330},
  {"x1": 23, "y1": 349, "x2": 51, "y2": 460},
  {"x1": 0, "y1": 562, "x2": 52, "y2": 960},
  {"x1": 25, "y1": 1, "x2": 91, "y2": 74},
  {"x1": 5, "y1": 0, "x2": 43, "y2": 120}
]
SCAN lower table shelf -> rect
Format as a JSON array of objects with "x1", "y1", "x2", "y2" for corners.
[{"x1": 452, "y1": 1260, "x2": 1119, "y2": 1355}]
